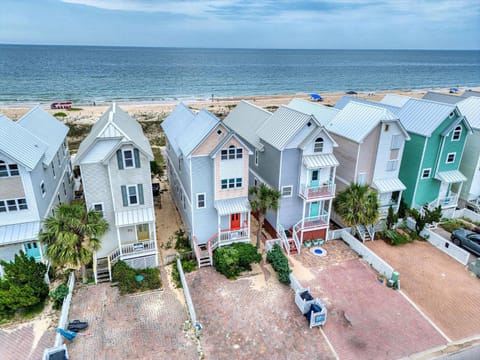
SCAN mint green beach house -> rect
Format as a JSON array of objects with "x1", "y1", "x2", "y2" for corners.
[{"x1": 396, "y1": 98, "x2": 472, "y2": 216}]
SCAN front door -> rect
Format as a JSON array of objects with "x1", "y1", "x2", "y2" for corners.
[
  {"x1": 309, "y1": 202, "x2": 320, "y2": 218},
  {"x1": 310, "y1": 169, "x2": 320, "y2": 188},
  {"x1": 137, "y1": 224, "x2": 149, "y2": 241},
  {"x1": 24, "y1": 242, "x2": 40, "y2": 259},
  {"x1": 230, "y1": 213, "x2": 241, "y2": 230}
]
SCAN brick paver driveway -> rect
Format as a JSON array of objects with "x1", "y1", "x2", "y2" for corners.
[
  {"x1": 67, "y1": 270, "x2": 198, "y2": 360},
  {"x1": 186, "y1": 266, "x2": 335, "y2": 360},
  {"x1": 294, "y1": 240, "x2": 445, "y2": 360},
  {"x1": 368, "y1": 239, "x2": 480, "y2": 341}
]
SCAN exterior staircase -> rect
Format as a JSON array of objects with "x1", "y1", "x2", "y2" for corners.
[
  {"x1": 96, "y1": 257, "x2": 111, "y2": 283},
  {"x1": 287, "y1": 238, "x2": 298, "y2": 254},
  {"x1": 356, "y1": 224, "x2": 375, "y2": 242},
  {"x1": 197, "y1": 243, "x2": 212, "y2": 268}
]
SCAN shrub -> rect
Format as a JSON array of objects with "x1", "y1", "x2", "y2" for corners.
[
  {"x1": 171, "y1": 259, "x2": 196, "y2": 288},
  {"x1": 383, "y1": 229, "x2": 411, "y2": 245},
  {"x1": 53, "y1": 112, "x2": 67, "y2": 118},
  {"x1": 49, "y1": 284, "x2": 69, "y2": 310},
  {"x1": 213, "y1": 243, "x2": 261, "y2": 279},
  {"x1": 112, "y1": 261, "x2": 161, "y2": 294},
  {"x1": 386, "y1": 206, "x2": 398, "y2": 230},
  {"x1": 266, "y1": 244, "x2": 292, "y2": 285},
  {"x1": 174, "y1": 229, "x2": 191, "y2": 251},
  {"x1": 440, "y1": 219, "x2": 469, "y2": 233}
]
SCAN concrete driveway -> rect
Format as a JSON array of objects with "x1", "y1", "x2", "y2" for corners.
[{"x1": 367, "y1": 239, "x2": 480, "y2": 341}]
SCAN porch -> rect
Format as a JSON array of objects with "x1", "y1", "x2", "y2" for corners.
[
  {"x1": 434, "y1": 170, "x2": 467, "y2": 209},
  {"x1": 299, "y1": 182, "x2": 336, "y2": 200},
  {"x1": 373, "y1": 178, "x2": 405, "y2": 219},
  {"x1": 299, "y1": 153, "x2": 338, "y2": 200}
]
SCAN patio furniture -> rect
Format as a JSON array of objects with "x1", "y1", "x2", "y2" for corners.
[
  {"x1": 294, "y1": 288, "x2": 327, "y2": 328},
  {"x1": 304, "y1": 241, "x2": 312, "y2": 248}
]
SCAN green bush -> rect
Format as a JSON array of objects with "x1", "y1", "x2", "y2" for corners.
[
  {"x1": 112, "y1": 261, "x2": 161, "y2": 294},
  {"x1": 53, "y1": 112, "x2": 67, "y2": 118},
  {"x1": 266, "y1": 244, "x2": 292, "y2": 284},
  {"x1": 49, "y1": 284, "x2": 69, "y2": 310},
  {"x1": 174, "y1": 229, "x2": 191, "y2": 251},
  {"x1": 383, "y1": 229, "x2": 411, "y2": 245},
  {"x1": 440, "y1": 219, "x2": 470, "y2": 233},
  {"x1": 171, "y1": 259, "x2": 196, "y2": 288},
  {"x1": 213, "y1": 243, "x2": 261, "y2": 279}
]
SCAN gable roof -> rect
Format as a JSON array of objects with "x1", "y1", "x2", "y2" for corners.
[
  {"x1": 75, "y1": 103, "x2": 153, "y2": 164},
  {"x1": 256, "y1": 105, "x2": 317, "y2": 151},
  {"x1": 17, "y1": 106, "x2": 69, "y2": 165},
  {"x1": 0, "y1": 114, "x2": 48, "y2": 170},
  {"x1": 287, "y1": 98, "x2": 339, "y2": 126},
  {"x1": 223, "y1": 100, "x2": 271, "y2": 150},
  {"x1": 422, "y1": 91, "x2": 461, "y2": 104},
  {"x1": 462, "y1": 90, "x2": 480, "y2": 98},
  {"x1": 209, "y1": 130, "x2": 254, "y2": 158},
  {"x1": 176, "y1": 109, "x2": 219, "y2": 157},
  {"x1": 381, "y1": 94, "x2": 411, "y2": 107},
  {"x1": 457, "y1": 97, "x2": 480, "y2": 130},
  {"x1": 327, "y1": 101, "x2": 400, "y2": 143},
  {"x1": 335, "y1": 96, "x2": 401, "y2": 116},
  {"x1": 161, "y1": 103, "x2": 196, "y2": 155}
]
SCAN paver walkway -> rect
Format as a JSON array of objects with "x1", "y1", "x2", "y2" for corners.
[
  {"x1": 294, "y1": 240, "x2": 445, "y2": 360},
  {"x1": 368, "y1": 239, "x2": 480, "y2": 341}
]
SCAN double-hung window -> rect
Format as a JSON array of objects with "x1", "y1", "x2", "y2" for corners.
[
  {"x1": 117, "y1": 148, "x2": 141, "y2": 169},
  {"x1": 197, "y1": 193, "x2": 206, "y2": 209},
  {"x1": 121, "y1": 184, "x2": 145, "y2": 206}
]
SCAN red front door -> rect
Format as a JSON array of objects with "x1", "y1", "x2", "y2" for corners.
[{"x1": 230, "y1": 213, "x2": 241, "y2": 230}]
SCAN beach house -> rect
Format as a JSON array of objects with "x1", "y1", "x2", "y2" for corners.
[
  {"x1": 0, "y1": 108, "x2": 73, "y2": 276},
  {"x1": 326, "y1": 99, "x2": 410, "y2": 238},
  {"x1": 74, "y1": 104, "x2": 158, "y2": 282},
  {"x1": 224, "y1": 100, "x2": 339, "y2": 253},
  {"x1": 162, "y1": 103, "x2": 252, "y2": 267}
]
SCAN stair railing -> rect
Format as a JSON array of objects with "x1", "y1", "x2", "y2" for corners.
[{"x1": 276, "y1": 224, "x2": 290, "y2": 256}]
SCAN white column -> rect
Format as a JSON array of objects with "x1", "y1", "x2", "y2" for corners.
[
  {"x1": 117, "y1": 227, "x2": 123, "y2": 256},
  {"x1": 247, "y1": 211, "x2": 251, "y2": 239}
]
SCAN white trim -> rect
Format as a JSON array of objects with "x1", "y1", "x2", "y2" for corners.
[
  {"x1": 196, "y1": 193, "x2": 206, "y2": 209},
  {"x1": 126, "y1": 184, "x2": 139, "y2": 205},
  {"x1": 40, "y1": 181, "x2": 46, "y2": 198},
  {"x1": 122, "y1": 148, "x2": 136, "y2": 168},
  {"x1": 254, "y1": 149, "x2": 259, "y2": 166},
  {"x1": 446, "y1": 152, "x2": 456, "y2": 164},
  {"x1": 281, "y1": 185, "x2": 293, "y2": 197},
  {"x1": 421, "y1": 168, "x2": 432, "y2": 179},
  {"x1": 91, "y1": 202, "x2": 104, "y2": 217},
  {"x1": 413, "y1": 137, "x2": 429, "y2": 206},
  {"x1": 452, "y1": 125, "x2": 462, "y2": 141},
  {"x1": 357, "y1": 172, "x2": 367, "y2": 185},
  {"x1": 0, "y1": 197, "x2": 29, "y2": 213}
]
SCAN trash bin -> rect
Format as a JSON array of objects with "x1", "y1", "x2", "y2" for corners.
[{"x1": 391, "y1": 271, "x2": 400, "y2": 283}]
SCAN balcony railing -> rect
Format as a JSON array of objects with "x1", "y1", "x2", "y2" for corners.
[
  {"x1": 378, "y1": 202, "x2": 399, "y2": 218},
  {"x1": 109, "y1": 239, "x2": 157, "y2": 265},
  {"x1": 439, "y1": 192, "x2": 459, "y2": 208},
  {"x1": 299, "y1": 183, "x2": 335, "y2": 200},
  {"x1": 293, "y1": 213, "x2": 329, "y2": 233},
  {"x1": 219, "y1": 226, "x2": 249, "y2": 245}
]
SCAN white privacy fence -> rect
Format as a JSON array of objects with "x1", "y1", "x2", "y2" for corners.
[
  {"x1": 327, "y1": 227, "x2": 351, "y2": 240},
  {"x1": 421, "y1": 229, "x2": 470, "y2": 265},
  {"x1": 54, "y1": 272, "x2": 76, "y2": 347},
  {"x1": 453, "y1": 208, "x2": 480, "y2": 224},
  {"x1": 176, "y1": 257, "x2": 197, "y2": 327}
]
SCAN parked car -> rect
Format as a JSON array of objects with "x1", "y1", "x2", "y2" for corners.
[
  {"x1": 473, "y1": 227, "x2": 480, "y2": 235},
  {"x1": 466, "y1": 201, "x2": 480, "y2": 214},
  {"x1": 451, "y1": 228, "x2": 480, "y2": 256}
]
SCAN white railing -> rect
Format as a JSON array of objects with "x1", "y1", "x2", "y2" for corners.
[
  {"x1": 327, "y1": 227, "x2": 352, "y2": 240},
  {"x1": 453, "y1": 208, "x2": 480, "y2": 223},
  {"x1": 295, "y1": 214, "x2": 329, "y2": 232},
  {"x1": 109, "y1": 247, "x2": 121, "y2": 265},
  {"x1": 299, "y1": 183, "x2": 336, "y2": 199},
  {"x1": 218, "y1": 227, "x2": 249, "y2": 244},
  {"x1": 176, "y1": 258, "x2": 197, "y2": 326},
  {"x1": 109, "y1": 240, "x2": 157, "y2": 266},
  {"x1": 438, "y1": 192, "x2": 459, "y2": 207},
  {"x1": 193, "y1": 236, "x2": 202, "y2": 268},
  {"x1": 54, "y1": 272, "x2": 75, "y2": 347},
  {"x1": 421, "y1": 229, "x2": 470, "y2": 265},
  {"x1": 276, "y1": 224, "x2": 290, "y2": 256}
]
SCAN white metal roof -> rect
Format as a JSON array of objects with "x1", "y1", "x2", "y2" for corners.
[
  {"x1": 435, "y1": 170, "x2": 467, "y2": 184},
  {"x1": 215, "y1": 197, "x2": 250, "y2": 216},
  {"x1": 80, "y1": 139, "x2": 119, "y2": 164},
  {"x1": 115, "y1": 207, "x2": 155, "y2": 227},
  {"x1": 0, "y1": 221, "x2": 41, "y2": 246},
  {"x1": 161, "y1": 103, "x2": 196, "y2": 155},
  {"x1": 17, "y1": 106, "x2": 69, "y2": 165},
  {"x1": 0, "y1": 115, "x2": 48, "y2": 170},
  {"x1": 372, "y1": 178, "x2": 406, "y2": 193},
  {"x1": 223, "y1": 100, "x2": 271, "y2": 150},
  {"x1": 256, "y1": 105, "x2": 316, "y2": 151},
  {"x1": 287, "y1": 99, "x2": 339, "y2": 127},
  {"x1": 381, "y1": 94, "x2": 411, "y2": 107},
  {"x1": 176, "y1": 109, "x2": 219, "y2": 156},
  {"x1": 327, "y1": 101, "x2": 398, "y2": 143},
  {"x1": 457, "y1": 97, "x2": 480, "y2": 130},
  {"x1": 303, "y1": 153, "x2": 339, "y2": 169}
]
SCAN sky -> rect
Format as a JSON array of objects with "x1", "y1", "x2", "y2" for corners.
[{"x1": 1, "y1": 0, "x2": 479, "y2": 49}]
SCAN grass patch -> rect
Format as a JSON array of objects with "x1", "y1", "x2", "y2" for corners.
[
  {"x1": 19, "y1": 299, "x2": 46, "y2": 319},
  {"x1": 381, "y1": 229, "x2": 412, "y2": 245},
  {"x1": 67, "y1": 123, "x2": 93, "y2": 138},
  {"x1": 440, "y1": 219, "x2": 471, "y2": 233},
  {"x1": 112, "y1": 261, "x2": 162, "y2": 295},
  {"x1": 67, "y1": 107, "x2": 83, "y2": 111},
  {"x1": 171, "y1": 259, "x2": 197, "y2": 288}
]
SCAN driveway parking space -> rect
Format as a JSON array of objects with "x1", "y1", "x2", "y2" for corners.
[{"x1": 367, "y1": 239, "x2": 480, "y2": 341}]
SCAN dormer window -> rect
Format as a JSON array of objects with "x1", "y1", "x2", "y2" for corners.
[
  {"x1": 123, "y1": 149, "x2": 134, "y2": 168},
  {"x1": 116, "y1": 148, "x2": 141, "y2": 169},
  {"x1": 452, "y1": 125, "x2": 462, "y2": 141},
  {"x1": 314, "y1": 137, "x2": 324, "y2": 153},
  {"x1": 221, "y1": 145, "x2": 242, "y2": 160}
]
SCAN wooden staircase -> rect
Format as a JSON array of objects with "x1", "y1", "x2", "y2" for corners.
[
  {"x1": 287, "y1": 238, "x2": 298, "y2": 254},
  {"x1": 197, "y1": 243, "x2": 212, "y2": 268},
  {"x1": 96, "y1": 257, "x2": 111, "y2": 283}
]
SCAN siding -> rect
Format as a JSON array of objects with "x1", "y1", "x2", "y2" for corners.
[
  {"x1": 459, "y1": 130, "x2": 480, "y2": 200},
  {"x1": 330, "y1": 134, "x2": 358, "y2": 184},
  {"x1": 278, "y1": 148, "x2": 303, "y2": 228},
  {"x1": 372, "y1": 122, "x2": 406, "y2": 181},
  {"x1": 192, "y1": 124, "x2": 228, "y2": 156},
  {"x1": 357, "y1": 124, "x2": 381, "y2": 184},
  {"x1": 256, "y1": 141, "x2": 281, "y2": 188},
  {"x1": 437, "y1": 121, "x2": 469, "y2": 173},
  {"x1": 0, "y1": 243, "x2": 25, "y2": 263},
  {"x1": 399, "y1": 134, "x2": 427, "y2": 207}
]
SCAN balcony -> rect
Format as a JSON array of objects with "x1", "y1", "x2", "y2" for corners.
[
  {"x1": 110, "y1": 239, "x2": 157, "y2": 264},
  {"x1": 299, "y1": 183, "x2": 336, "y2": 200},
  {"x1": 438, "y1": 192, "x2": 459, "y2": 208},
  {"x1": 218, "y1": 226, "x2": 250, "y2": 245},
  {"x1": 294, "y1": 213, "x2": 329, "y2": 233}
]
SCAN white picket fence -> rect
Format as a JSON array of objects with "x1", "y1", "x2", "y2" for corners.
[
  {"x1": 340, "y1": 230, "x2": 395, "y2": 279},
  {"x1": 176, "y1": 258, "x2": 197, "y2": 327},
  {"x1": 421, "y1": 229, "x2": 470, "y2": 265}
]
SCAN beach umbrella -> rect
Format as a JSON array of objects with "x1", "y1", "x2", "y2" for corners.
[
  {"x1": 346, "y1": 90, "x2": 358, "y2": 95},
  {"x1": 310, "y1": 93, "x2": 323, "y2": 101},
  {"x1": 450, "y1": 87, "x2": 459, "y2": 93},
  {"x1": 56, "y1": 328, "x2": 77, "y2": 341}
]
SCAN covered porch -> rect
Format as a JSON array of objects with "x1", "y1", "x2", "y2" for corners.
[
  {"x1": 435, "y1": 170, "x2": 467, "y2": 209},
  {"x1": 373, "y1": 178, "x2": 406, "y2": 218},
  {"x1": 214, "y1": 197, "x2": 251, "y2": 247},
  {"x1": 299, "y1": 154, "x2": 338, "y2": 200}
]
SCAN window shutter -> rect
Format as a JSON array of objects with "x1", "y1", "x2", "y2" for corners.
[
  {"x1": 117, "y1": 150, "x2": 124, "y2": 169},
  {"x1": 134, "y1": 148, "x2": 141, "y2": 168},
  {"x1": 138, "y1": 184, "x2": 144, "y2": 205},
  {"x1": 121, "y1": 185, "x2": 128, "y2": 206}
]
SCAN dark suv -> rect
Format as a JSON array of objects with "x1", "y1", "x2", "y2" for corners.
[{"x1": 451, "y1": 228, "x2": 480, "y2": 256}]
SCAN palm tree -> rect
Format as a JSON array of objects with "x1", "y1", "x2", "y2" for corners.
[
  {"x1": 39, "y1": 203, "x2": 108, "y2": 283},
  {"x1": 249, "y1": 183, "x2": 281, "y2": 248},
  {"x1": 333, "y1": 183, "x2": 379, "y2": 232}
]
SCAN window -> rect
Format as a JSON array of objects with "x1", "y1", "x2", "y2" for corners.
[
  {"x1": 221, "y1": 149, "x2": 228, "y2": 160},
  {"x1": 0, "y1": 162, "x2": 7, "y2": 177},
  {"x1": 222, "y1": 145, "x2": 242, "y2": 160},
  {"x1": 391, "y1": 135, "x2": 403, "y2": 150},
  {"x1": 17, "y1": 198, "x2": 28, "y2": 210},
  {"x1": 217, "y1": 129, "x2": 223, "y2": 136},
  {"x1": 384, "y1": 124, "x2": 390, "y2": 132},
  {"x1": 221, "y1": 178, "x2": 243, "y2": 189},
  {"x1": 57, "y1": 152, "x2": 61, "y2": 166},
  {"x1": 314, "y1": 137, "x2": 324, "y2": 153},
  {"x1": 123, "y1": 149, "x2": 134, "y2": 168},
  {"x1": 63, "y1": 182, "x2": 67, "y2": 196},
  {"x1": 92, "y1": 203, "x2": 104, "y2": 217},
  {"x1": 452, "y1": 126, "x2": 462, "y2": 141},
  {"x1": 7, "y1": 200, "x2": 17, "y2": 211},
  {"x1": 221, "y1": 179, "x2": 228, "y2": 189},
  {"x1": 0, "y1": 161, "x2": 19, "y2": 177},
  {"x1": 357, "y1": 172, "x2": 367, "y2": 185},
  {"x1": 236, "y1": 178, "x2": 242, "y2": 188},
  {"x1": 446, "y1": 152, "x2": 456, "y2": 164},
  {"x1": 117, "y1": 148, "x2": 140, "y2": 169},
  {"x1": 236, "y1": 148, "x2": 243, "y2": 159},
  {"x1": 128, "y1": 185, "x2": 138, "y2": 205},
  {"x1": 228, "y1": 146, "x2": 235, "y2": 159},
  {"x1": 196, "y1": 193, "x2": 206, "y2": 209},
  {"x1": 386, "y1": 160, "x2": 398, "y2": 172},
  {"x1": 0, "y1": 198, "x2": 28, "y2": 212},
  {"x1": 421, "y1": 168, "x2": 431, "y2": 179},
  {"x1": 51, "y1": 163, "x2": 56, "y2": 178},
  {"x1": 228, "y1": 178, "x2": 235, "y2": 188},
  {"x1": 0, "y1": 201, "x2": 5, "y2": 212},
  {"x1": 254, "y1": 149, "x2": 259, "y2": 166},
  {"x1": 254, "y1": 177, "x2": 258, "y2": 186},
  {"x1": 121, "y1": 184, "x2": 145, "y2": 207},
  {"x1": 40, "y1": 181, "x2": 46, "y2": 197},
  {"x1": 281, "y1": 185, "x2": 293, "y2": 197}
]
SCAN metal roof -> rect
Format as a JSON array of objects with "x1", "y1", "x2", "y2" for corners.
[
  {"x1": 176, "y1": 109, "x2": 219, "y2": 156},
  {"x1": 161, "y1": 103, "x2": 196, "y2": 155},
  {"x1": 18, "y1": 107, "x2": 69, "y2": 165},
  {"x1": 381, "y1": 94, "x2": 411, "y2": 107},
  {"x1": 215, "y1": 197, "x2": 250, "y2": 216},
  {"x1": 303, "y1": 153, "x2": 339, "y2": 169},
  {"x1": 223, "y1": 100, "x2": 271, "y2": 150},
  {"x1": 422, "y1": 91, "x2": 461, "y2": 104},
  {"x1": 256, "y1": 105, "x2": 316, "y2": 151},
  {"x1": 80, "y1": 139, "x2": 119, "y2": 164},
  {"x1": 457, "y1": 97, "x2": 480, "y2": 129},
  {"x1": 462, "y1": 90, "x2": 480, "y2": 98},
  {"x1": 115, "y1": 207, "x2": 155, "y2": 226},
  {"x1": 397, "y1": 98, "x2": 458, "y2": 137},
  {"x1": 0, "y1": 115, "x2": 48, "y2": 170},
  {"x1": 435, "y1": 170, "x2": 467, "y2": 184},
  {"x1": 327, "y1": 101, "x2": 398, "y2": 143},
  {"x1": 335, "y1": 96, "x2": 401, "y2": 116},
  {"x1": 287, "y1": 98, "x2": 339, "y2": 127},
  {"x1": 0, "y1": 221, "x2": 41, "y2": 246},
  {"x1": 372, "y1": 178, "x2": 406, "y2": 193}
]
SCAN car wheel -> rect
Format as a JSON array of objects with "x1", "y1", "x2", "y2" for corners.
[{"x1": 452, "y1": 237, "x2": 461, "y2": 246}]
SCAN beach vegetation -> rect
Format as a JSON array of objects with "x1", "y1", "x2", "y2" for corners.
[
  {"x1": 53, "y1": 112, "x2": 67, "y2": 118},
  {"x1": 249, "y1": 183, "x2": 281, "y2": 249},
  {"x1": 39, "y1": 203, "x2": 109, "y2": 283},
  {"x1": 266, "y1": 244, "x2": 291, "y2": 285},
  {"x1": 112, "y1": 261, "x2": 161, "y2": 294},
  {"x1": 213, "y1": 243, "x2": 261, "y2": 279},
  {"x1": 407, "y1": 206, "x2": 442, "y2": 234},
  {"x1": 171, "y1": 259, "x2": 196, "y2": 288},
  {"x1": 49, "y1": 283, "x2": 69, "y2": 310}
]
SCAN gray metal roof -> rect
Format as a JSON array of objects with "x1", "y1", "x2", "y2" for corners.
[
  {"x1": 75, "y1": 103, "x2": 153, "y2": 164},
  {"x1": 223, "y1": 100, "x2": 271, "y2": 150},
  {"x1": 380, "y1": 94, "x2": 411, "y2": 107},
  {"x1": 397, "y1": 98, "x2": 458, "y2": 137},
  {"x1": 422, "y1": 91, "x2": 461, "y2": 104},
  {"x1": 335, "y1": 96, "x2": 401, "y2": 116},
  {"x1": 372, "y1": 178, "x2": 406, "y2": 193},
  {"x1": 457, "y1": 97, "x2": 480, "y2": 129},
  {"x1": 303, "y1": 153, "x2": 339, "y2": 169},
  {"x1": 256, "y1": 105, "x2": 316, "y2": 151},
  {"x1": 161, "y1": 103, "x2": 195, "y2": 155},
  {"x1": 435, "y1": 170, "x2": 467, "y2": 183},
  {"x1": 0, "y1": 115, "x2": 48, "y2": 170},
  {"x1": 0, "y1": 221, "x2": 40, "y2": 246},
  {"x1": 18, "y1": 106, "x2": 69, "y2": 165},
  {"x1": 115, "y1": 207, "x2": 155, "y2": 226},
  {"x1": 215, "y1": 197, "x2": 250, "y2": 216},
  {"x1": 176, "y1": 109, "x2": 220, "y2": 156},
  {"x1": 287, "y1": 99, "x2": 339, "y2": 127},
  {"x1": 327, "y1": 101, "x2": 398, "y2": 143}
]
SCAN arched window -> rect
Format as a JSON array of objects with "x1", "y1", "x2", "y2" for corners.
[
  {"x1": 452, "y1": 125, "x2": 462, "y2": 141},
  {"x1": 221, "y1": 145, "x2": 242, "y2": 160},
  {"x1": 314, "y1": 137, "x2": 324, "y2": 153}
]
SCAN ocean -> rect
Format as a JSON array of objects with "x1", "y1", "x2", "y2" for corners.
[{"x1": 0, "y1": 45, "x2": 479, "y2": 105}]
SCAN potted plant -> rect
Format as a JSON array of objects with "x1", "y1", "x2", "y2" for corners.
[{"x1": 304, "y1": 240, "x2": 312, "y2": 248}]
